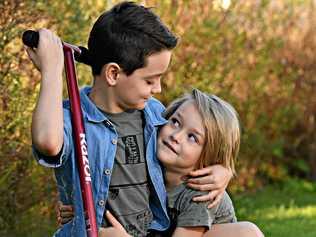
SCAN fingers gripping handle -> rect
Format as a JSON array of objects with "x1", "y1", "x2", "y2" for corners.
[
  {"x1": 22, "y1": 30, "x2": 39, "y2": 48},
  {"x1": 22, "y1": 30, "x2": 82, "y2": 59}
]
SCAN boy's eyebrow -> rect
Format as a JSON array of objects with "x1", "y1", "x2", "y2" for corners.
[
  {"x1": 144, "y1": 72, "x2": 164, "y2": 79},
  {"x1": 177, "y1": 112, "x2": 205, "y2": 139}
]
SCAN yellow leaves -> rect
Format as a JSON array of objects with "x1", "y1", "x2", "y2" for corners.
[{"x1": 213, "y1": 0, "x2": 231, "y2": 11}]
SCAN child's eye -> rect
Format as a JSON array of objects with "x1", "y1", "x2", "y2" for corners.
[
  {"x1": 188, "y1": 133, "x2": 198, "y2": 143},
  {"x1": 170, "y1": 118, "x2": 180, "y2": 127},
  {"x1": 146, "y1": 80, "x2": 153, "y2": 85}
]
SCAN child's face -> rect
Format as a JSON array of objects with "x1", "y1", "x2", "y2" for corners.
[
  {"x1": 113, "y1": 50, "x2": 171, "y2": 111},
  {"x1": 157, "y1": 100, "x2": 205, "y2": 172}
]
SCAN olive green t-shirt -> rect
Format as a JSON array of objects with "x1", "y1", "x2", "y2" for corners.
[
  {"x1": 101, "y1": 109, "x2": 152, "y2": 237},
  {"x1": 153, "y1": 183, "x2": 236, "y2": 236}
]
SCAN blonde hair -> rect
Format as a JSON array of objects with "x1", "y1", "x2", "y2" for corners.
[{"x1": 163, "y1": 89, "x2": 240, "y2": 174}]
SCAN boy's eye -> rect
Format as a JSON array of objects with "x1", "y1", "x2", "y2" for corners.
[{"x1": 146, "y1": 80, "x2": 153, "y2": 85}]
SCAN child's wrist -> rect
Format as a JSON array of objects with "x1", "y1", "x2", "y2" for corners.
[{"x1": 41, "y1": 69, "x2": 63, "y2": 81}]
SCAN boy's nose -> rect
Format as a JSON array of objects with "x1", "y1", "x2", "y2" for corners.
[{"x1": 151, "y1": 78, "x2": 161, "y2": 94}]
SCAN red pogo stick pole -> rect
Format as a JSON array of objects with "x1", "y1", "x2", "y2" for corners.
[
  {"x1": 22, "y1": 30, "x2": 98, "y2": 237},
  {"x1": 63, "y1": 45, "x2": 98, "y2": 237}
]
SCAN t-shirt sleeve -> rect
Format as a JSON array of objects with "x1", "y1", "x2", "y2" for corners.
[
  {"x1": 32, "y1": 113, "x2": 73, "y2": 168},
  {"x1": 213, "y1": 191, "x2": 237, "y2": 224},
  {"x1": 176, "y1": 190, "x2": 216, "y2": 229}
]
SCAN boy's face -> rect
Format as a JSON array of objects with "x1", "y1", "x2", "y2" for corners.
[
  {"x1": 113, "y1": 50, "x2": 171, "y2": 111},
  {"x1": 157, "y1": 100, "x2": 206, "y2": 172}
]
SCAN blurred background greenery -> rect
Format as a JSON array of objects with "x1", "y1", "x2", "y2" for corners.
[{"x1": 0, "y1": 0, "x2": 315, "y2": 236}]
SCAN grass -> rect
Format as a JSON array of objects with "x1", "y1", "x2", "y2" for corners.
[
  {"x1": 7, "y1": 178, "x2": 315, "y2": 236},
  {"x1": 232, "y1": 179, "x2": 316, "y2": 237}
]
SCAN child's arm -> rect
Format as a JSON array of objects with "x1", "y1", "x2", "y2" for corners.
[
  {"x1": 172, "y1": 227, "x2": 206, "y2": 237},
  {"x1": 185, "y1": 165, "x2": 232, "y2": 208},
  {"x1": 26, "y1": 29, "x2": 64, "y2": 156}
]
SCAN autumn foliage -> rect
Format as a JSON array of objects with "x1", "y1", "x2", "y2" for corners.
[{"x1": 0, "y1": 0, "x2": 315, "y2": 235}]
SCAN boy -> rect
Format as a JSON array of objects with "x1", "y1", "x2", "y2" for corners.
[{"x1": 26, "y1": 2, "x2": 232, "y2": 236}]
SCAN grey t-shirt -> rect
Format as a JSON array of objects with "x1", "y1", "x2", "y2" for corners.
[
  {"x1": 155, "y1": 183, "x2": 236, "y2": 236},
  {"x1": 101, "y1": 109, "x2": 152, "y2": 237}
]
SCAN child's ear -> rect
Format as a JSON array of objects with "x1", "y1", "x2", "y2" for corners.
[{"x1": 102, "y1": 63, "x2": 121, "y2": 86}]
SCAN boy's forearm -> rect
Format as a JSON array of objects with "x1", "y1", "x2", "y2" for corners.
[{"x1": 32, "y1": 71, "x2": 64, "y2": 156}]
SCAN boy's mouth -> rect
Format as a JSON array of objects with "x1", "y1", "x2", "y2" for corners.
[{"x1": 162, "y1": 140, "x2": 178, "y2": 155}]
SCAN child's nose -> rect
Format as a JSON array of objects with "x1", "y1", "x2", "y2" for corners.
[{"x1": 170, "y1": 130, "x2": 182, "y2": 144}]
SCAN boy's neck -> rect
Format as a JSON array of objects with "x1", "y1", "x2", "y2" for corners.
[{"x1": 89, "y1": 77, "x2": 123, "y2": 113}]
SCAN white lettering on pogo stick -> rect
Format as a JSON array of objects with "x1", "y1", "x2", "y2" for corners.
[{"x1": 80, "y1": 133, "x2": 92, "y2": 182}]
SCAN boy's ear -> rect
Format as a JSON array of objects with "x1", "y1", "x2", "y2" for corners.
[{"x1": 102, "y1": 63, "x2": 121, "y2": 86}]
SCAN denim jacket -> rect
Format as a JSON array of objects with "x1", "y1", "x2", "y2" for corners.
[{"x1": 33, "y1": 87, "x2": 169, "y2": 236}]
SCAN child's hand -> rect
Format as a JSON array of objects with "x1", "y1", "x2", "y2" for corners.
[
  {"x1": 184, "y1": 165, "x2": 232, "y2": 208},
  {"x1": 98, "y1": 211, "x2": 131, "y2": 237},
  {"x1": 24, "y1": 28, "x2": 64, "y2": 76},
  {"x1": 57, "y1": 201, "x2": 74, "y2": 226}
]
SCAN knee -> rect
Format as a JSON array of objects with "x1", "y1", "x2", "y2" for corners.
[{"x1": 239, "y1": 221, "x2": 264, "y2": 237}]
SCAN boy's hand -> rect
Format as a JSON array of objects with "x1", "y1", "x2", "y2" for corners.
[
  {"x1": 56, "y1": 202, "x2": 131, "y2": 237},
  {"x1": 57, "y1": 201, "x2": 74, "y2": 226},
  {"x1": 185, "y1": 165, "x2": 232, "y2": 208},
  {"x1": 25, "y1": 28, "x2": 64, "y2": 76}
]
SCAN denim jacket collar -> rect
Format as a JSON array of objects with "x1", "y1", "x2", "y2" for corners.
[
  {"x1": 80, "y1": 87, "x2": 108, "y2": 123},
  {"x1": 144, "y1": 105, "x2": 167, "y2": 127},
  {"x1": 80, "y1": 86, "x2": 167, "y2": 126}
]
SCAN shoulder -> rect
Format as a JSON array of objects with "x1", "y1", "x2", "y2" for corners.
[
  {"x1": 214, "y1": 191, "x2": 237, "y2": 223},
  {"x1": 174, "y1": 186, "x2": 209, "y2": 210},
  {"x1": 218, "y1": 191, "x2": 234, "y2": 208},
  {"x1": 170, "y1": 185, "x2": 211, "y2": 228},
  {"x1": 218, "y1": 191, "x2": 234, "y2": 212},
  {"x1": 181, "y1": 187, "x2": 208, "y2": 201}
]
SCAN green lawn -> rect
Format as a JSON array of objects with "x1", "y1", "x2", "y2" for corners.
[
  {"x1": 232, "y1": 179, "x2": 316, "y2": 237},
  {"x1": 11, "y1": 179, "x2": 316, "y2": 236}
]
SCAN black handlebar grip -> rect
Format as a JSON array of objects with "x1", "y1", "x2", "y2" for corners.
[{"x1": 22, "y1": 30, "x2": 39, "y2": 48}]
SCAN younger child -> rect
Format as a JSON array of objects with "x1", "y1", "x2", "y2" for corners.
[{"x1": 152, "y1": 88, "x2": 239, "y2": 236}]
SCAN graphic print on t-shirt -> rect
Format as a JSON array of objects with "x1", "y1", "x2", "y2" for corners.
[
  {"x1": 122, "y1": 135, "x2": 141, "y2": 164},
  {"x1": 125, "y1": 209, "x2": 153, "y2": 237},
  {"x1": 108, "y1": 188, "x2": 119, "y2": 200}
]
